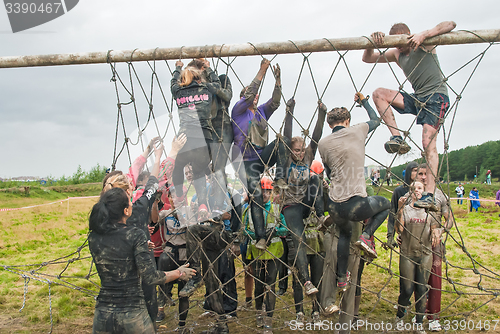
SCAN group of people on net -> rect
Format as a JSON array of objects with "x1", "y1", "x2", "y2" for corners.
[{"x1": 88, "y1": 20, "x2": 457, "y2": 334}]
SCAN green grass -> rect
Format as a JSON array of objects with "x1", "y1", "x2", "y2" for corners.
[{"x1": 1, "y1": 183, "x2": 499, "y2": 333}]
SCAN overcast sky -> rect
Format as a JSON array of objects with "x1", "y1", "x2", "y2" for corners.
[{"x1": 0, "y1": 0, "x2": 498, "y2": 179}]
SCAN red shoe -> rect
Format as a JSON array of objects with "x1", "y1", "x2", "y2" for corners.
[{"x1": 355, "y1": 235, "x2": 377, "y2": 258}]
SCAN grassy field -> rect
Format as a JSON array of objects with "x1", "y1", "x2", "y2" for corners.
[{"x1": 0, "y1": 183, "x2": 499, "y2": 333}]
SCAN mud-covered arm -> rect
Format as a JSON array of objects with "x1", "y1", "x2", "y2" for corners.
[
  {"x1": 134, "y1": 231, "x2": 167, "y2": 285},
  {"x1": 216, "y1": 75, "x2": 232, "y2": 103},
  {"x1": 310, "y1": 101, "x2": 327, "y2": 155},
  {"x1": 387, "y1": 190, "x2": 399, "y2": 239},
  {"x1": 204, "y1": 67, "x2": 221, "y2": 94},
  {"x1": 283, "y1": 98, "x2": 295, "y2": 140},
  {"x1": 170, "y1": 63, "x2": 183, "y2": 96},
  {"x1": 355, "y1": 93, "x2": 380, "y2": 133}
]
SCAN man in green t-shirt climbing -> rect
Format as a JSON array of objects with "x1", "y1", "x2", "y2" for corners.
[{"x1": 362, "y1": 21, "x2": 456, "y2": 211}]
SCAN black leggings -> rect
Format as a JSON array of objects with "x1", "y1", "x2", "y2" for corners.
[
  {"x1": 327, "y1": 195, "x2": 390, "y2": 278},
  {"x1": 253, "y1": 259, "x2": 278, "y2": 317},
  {"x1": 158, "y1": 249, "x2": 189, "y2": 327},
  {"x1": 186, "y1": 224, "x2": 230, "y2": 315},
  {"x1": 172, "y1": 136, "x2": 211, "y2": 208},
  {"x1": 282, "y1": 175, "x2": 324, "y2": 285},
  {"x1": 233, "y1": 137, "x2": 290, "y2": 240}
]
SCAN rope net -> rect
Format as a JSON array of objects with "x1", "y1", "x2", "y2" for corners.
[{"x1": 2, "y1": 34, "x2": 500, "y2": 333}]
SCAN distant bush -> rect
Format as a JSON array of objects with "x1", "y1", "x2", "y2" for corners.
[{"x1": 0, "y1": 164, "x2": 107, "y2": 189}]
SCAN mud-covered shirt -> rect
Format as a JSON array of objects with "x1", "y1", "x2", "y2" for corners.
[
  {"x1": 171, "y1": 66, "x2": 221, "y2": 140},
  {"x1": 400, "y1": 203, "x2": 435, "y2": 258},
  {"x1": 398, "y1": 47, "x2": 448, "y2": 98},
  {"x1": 231, "y1": 79, "x2": 280, "y2": 161},
  {"x1": 89, "y1": 225, "x2": 166, "y2": 309},
  {"x1": 282, "y1": 149, "x2": 314, "y2": 206},
  {"x1": 318, "y1": 123, "x2": 369, "y2": 202}
]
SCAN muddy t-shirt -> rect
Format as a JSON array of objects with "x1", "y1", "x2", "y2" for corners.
[
  {"x1": 400, "y1": 203, "x2": 433, "y2": 258},
  {"x1": 282, "y1": 148, "x2": 314, "y2": 206},
  {"x1": 318, "y1": 123, "x2": 369, "y2": 202},
  {"x1": 89, "y1": 225, "x2": 166, "y2": 309}
]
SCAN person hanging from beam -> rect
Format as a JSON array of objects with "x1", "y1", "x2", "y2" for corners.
[
  {"x1": 231, "y1": 58, "x2": 291, "y2": 251},
  {"x1": 170, "y1": 58, "x2": 221, "y2": 221},
  {"x1": 318, "y1": 92, "x2": 390, "y2": 311},
  {"x1": 279, "y1": 97, "x2": 328, "y2": 296},
  {"x1": 362, "y1": 21, "x2": 456, "y2": 211}
]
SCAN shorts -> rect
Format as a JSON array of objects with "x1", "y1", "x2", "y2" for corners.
[{"x1": 393, "y1": 92, "x2": 449, "y2": 129}]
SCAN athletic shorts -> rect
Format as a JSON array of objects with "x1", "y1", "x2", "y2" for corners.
[{"x1": 393, "y1": 92, "x2": 449, "y2": 129}]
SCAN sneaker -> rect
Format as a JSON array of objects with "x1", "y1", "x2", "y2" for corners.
[
  {"x1": 355, "y1": 235, "x2": 378, "y2": 259},
  {"x1": 277, "y1": 288, "x2": 286, "y2": 296},
  {"x1": 414, "y1": 193, "x2": 438, "y2": 212},
  {"x1": 395, "y1": 317, "x2": 404, "y2": 330},
  {"x1": 263, "y1": 316, "x2": 273, "y2": 334},
  {"x1": 256, "y1": 311, "x2": 265, "y2": 328},
  {"x1": 200, "y1": 322, "x2": 229, "y2": 334},
  {"x1": 304, "y1": 281, "x2": 319, "y2": 296},
  {"x1": 324, "y1": 303, "x2": 340, "y2": 315},
  {"x1": 312, "y1": 311, "x2": 321, "y2": 325},
  {"x1": 179, "y1": 275, "x2": 203, "y2": 298},
  {"x1": 337, "y1": 271, "x2": 351, "y2": 292},
  {"x1": 317, "y1": 214, "x2": 333, "y2": 232},
  {"x1": 199, "y1": 310, "x2": 217, "y2": 319},
  {"x1": 156, "y1": 309, "x2": 165, "y2": 322},
  {"x1": 198, "y1": 204, "x2": 210, "y2": 222},
  {"x1": 385, "y1": 136, "x2": 411, "y2": 154},
  {"x1": 428, "y1": 319, "x2": 442, "y2": 332},
  {"x1": 295, "y1": 312, "x2": 305, "y2": 326}
]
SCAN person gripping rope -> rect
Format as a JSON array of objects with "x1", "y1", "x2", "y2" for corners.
[
  {"x1": 387, "y1": 161, "x2": 419, "y2": 248},
  {"x1": 89, "y1": 187, "x2": 195, "y2": 334},
  {"x1": 231, "y1": 58, "x2": 291, "y2": 251},
  {"x1": 362, "y1": 21, "x2": 456, "y2": 211},
  {"x1": 318, "y1": 92, "x2": 390, "y2": 310},
  {"x1": 280, "y1": 97, "x2": 327, "y2": 296},
  {"x1": 395, "y1": 181, "x2": 438, "y2": 333}
]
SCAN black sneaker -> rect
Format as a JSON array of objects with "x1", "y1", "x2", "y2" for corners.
[
  {"x1": 277, "y1": 288, "x2": 286, "y2": 296},
  {"x1": 156, "y1": 309, "x2": 165, "y2": 322},
  {"x1": 414, "y1": 192, "x2": 438, "y2": 212},
  {"x1": 179, "y1": 275, "x2": 203, "y2": 298},
  {"x1": 384, "y1": 136, "x2": 411, "y2": 154}
]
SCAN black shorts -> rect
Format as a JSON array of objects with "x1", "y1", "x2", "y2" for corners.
[{"x1": 393, "y1": 92, "x2": 449, "y2": 129}]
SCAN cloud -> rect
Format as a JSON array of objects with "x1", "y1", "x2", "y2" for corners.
[{"x1": 0, "y1": 0, "x2": 498, "y2": 177}]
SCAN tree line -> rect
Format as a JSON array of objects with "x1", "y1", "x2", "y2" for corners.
[{"x1": 384, "y1": 140, "x2": 500, "y2": 183}]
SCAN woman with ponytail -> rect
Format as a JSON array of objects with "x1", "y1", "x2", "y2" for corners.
[
  {"x1": 170, "y1": 58, "x2": 221, "y2": 219},
  {"x1": 89, "y1": 187, "x2": 196, "y2": 334}
]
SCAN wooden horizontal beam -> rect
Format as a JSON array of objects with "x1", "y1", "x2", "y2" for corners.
[{"x1": 0, "y1": 29, "x2": 498, "y2": 68}]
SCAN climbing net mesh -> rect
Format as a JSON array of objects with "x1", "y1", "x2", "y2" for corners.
[{"x1": 3, "y1": 34, "x2": 500, "y2": 333}]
